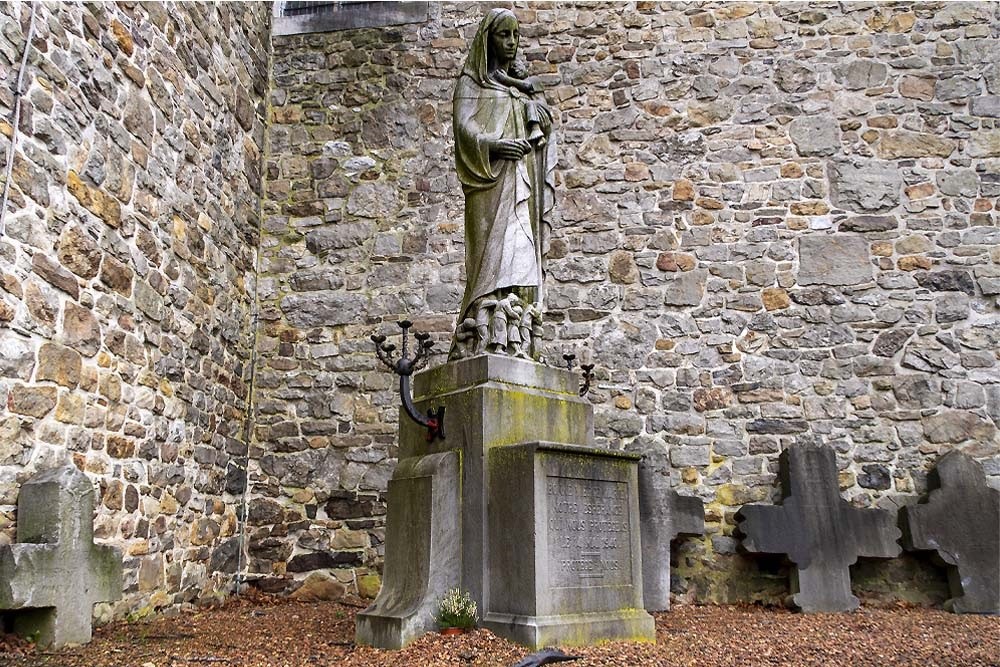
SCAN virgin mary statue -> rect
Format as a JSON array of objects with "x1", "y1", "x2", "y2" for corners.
[{"x1": 449, "y1": 8, "x2": 557, "y2": 361}]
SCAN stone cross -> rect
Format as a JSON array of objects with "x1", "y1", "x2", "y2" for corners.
[
  {"x1": 0, "y1": 465, "x2": 123, "y2": 647},
  {"x1": 735, "y1": 443, "x2": 901, "y2": 612},
  {"x1": 638, "y1": 465, "x2": 704, "y2": 611},
  {"x1": 901, "y1": 450, "x2": 999, "y2": 614}
]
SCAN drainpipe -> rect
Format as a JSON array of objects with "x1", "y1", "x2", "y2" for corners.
[
  {"x1": 234, "y1": 5, "x2": 275, "y2": 596},
  {"x1": 0, "y1": 1, "x2": 37, "y2": 235}
]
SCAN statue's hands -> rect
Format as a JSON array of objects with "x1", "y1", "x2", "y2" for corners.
[
  {"x1": 489, "y1": 139, "x2": 532, "y2": 161},
  {"x1": 537, "y1": 104, "x2": 553, "y2": 136}
]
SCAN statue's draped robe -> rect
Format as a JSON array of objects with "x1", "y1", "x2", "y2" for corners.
[{"x1": 452, "y1": 11, "x2": 557, "y2": 327}]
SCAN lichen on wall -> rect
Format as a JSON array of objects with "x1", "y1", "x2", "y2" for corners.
[
  {"x1": 0, "y1": 0, "x2": 270, "y2": 619},
  {"x1": 256, "y1": 1, "x2": 1000, "y2": 605}
]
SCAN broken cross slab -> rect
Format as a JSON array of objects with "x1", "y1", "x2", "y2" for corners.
[
  {"x1": 638, "y1": 464, "x2": 705, "y2": 612},
  {"x1": 0, "y1": 465, "x2": 123, "y2": 647},
  {"x1": 901, "y1": 450, "x2": 999, "y2": 614},
  {"x1": 735, "y1": 443, "x2": 901, "y2": 612}
]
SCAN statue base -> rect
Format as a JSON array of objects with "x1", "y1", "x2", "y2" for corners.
[{"x1": 356, "y1": 355, "x2": 654, "y2": 649}]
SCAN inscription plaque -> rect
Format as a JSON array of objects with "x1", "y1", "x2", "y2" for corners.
[{"x1": 546, "y1": 476, "x2": 632, "y2": 588}]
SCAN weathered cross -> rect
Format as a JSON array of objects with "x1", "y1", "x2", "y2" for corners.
[
  {"x1": 736, "y1": 443, "x2": 901, "y2": 612},
  {"x1": 0, "y1": 465, "x2": 123, "y2": 647},
  {"x1": 638, "y1": 465, "x2": 704, "y2": 611},
  {"x1": 901, "y1": 450, "x2": 999, "y2": 614}
]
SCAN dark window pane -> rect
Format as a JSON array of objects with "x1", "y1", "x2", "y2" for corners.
[{"x1": 282, "y1": 2, "x2": 340, "y2": 17}]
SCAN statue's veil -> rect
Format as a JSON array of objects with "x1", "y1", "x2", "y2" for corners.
[{"x1": 460, "y1": 8, "x2": 518, "y2": 90}]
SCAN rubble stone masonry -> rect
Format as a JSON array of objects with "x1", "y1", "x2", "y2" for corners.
[
  {"x1": 258, "y1": 2, "x2": 999, "y2": 604},
  {"x1": 1, "y1": 0, "x2": 999, "y2": 618},
  {"x1": 0, "y1": 1, "x2": 270, "y2": 619}
]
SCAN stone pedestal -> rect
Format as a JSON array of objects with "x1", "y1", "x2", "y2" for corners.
[
  {"x1": 356, "y1": 355, "x2": 654, "y2": 648},
  {"x1": 485, "y1": 441, "x2": 654, "y2": 646}
]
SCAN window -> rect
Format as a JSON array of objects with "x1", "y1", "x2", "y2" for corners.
[{"x1": 272, "y1": 1, "x2": 429, "y2": 36}]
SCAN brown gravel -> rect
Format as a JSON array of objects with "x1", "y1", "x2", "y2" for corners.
[{"x1": 4, "y1": 593, "x2": 998, "y2": 667}]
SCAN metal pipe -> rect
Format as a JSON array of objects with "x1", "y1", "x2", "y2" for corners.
[{"x1": 0, "y1": 1, "x2": 37, "y2": 236}]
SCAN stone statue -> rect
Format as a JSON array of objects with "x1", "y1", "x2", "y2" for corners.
[{"x1": 449, "y1": 8, "x2": 557, "y2": 361}]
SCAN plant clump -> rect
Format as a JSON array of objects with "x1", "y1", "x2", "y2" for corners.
[{"x1": 435, "y1": 588, "x2": 479, "y2": 630}]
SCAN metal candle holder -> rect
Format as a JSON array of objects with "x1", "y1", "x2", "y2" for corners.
[
  {"x1": 562, "y1": 352, "x2": 595, "y2": 397},
  {"x1": 371, "y1": 320, "x2": 445, "y2": 442}
]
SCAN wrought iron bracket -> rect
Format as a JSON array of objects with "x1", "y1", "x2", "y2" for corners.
[
  {"x1": 562, "y1": 352, "x2": 595, "y2": 397},
  {"x1": 371, "y1": 320, "x2": 445, "y2": 442},
  {"x1": 578, "y1": 363, "x2": 595, "y2": 397}
]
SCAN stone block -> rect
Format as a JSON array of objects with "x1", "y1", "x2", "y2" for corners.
[
  {"x1": 305, "y1": 225, "x2": 373, "y2": 254},
  {"x1": 877, "y1": 131, "x2": 956, "y2": 159},
  {"x1": 935, "y1": 75, "x2": 980, "y2": 101},
  {"x1": 936, "y1": 170, "x2": 979, "y2": 198},
  {"x1": 355, "y1": 451, "x2": 461, "y2": 649},
  {"x1": 61, "y1": 302, "x2": 101, "y2": 357},
  {"x1": 976, "y1": 267, "x2": 1000, "y2": 296},
  {"x1": 839, "y1": 215, "x2": 898, "y2": 233},
  {"x1": 834, "y1": 60, "x2": 887, "y2": 90},
  {"x1": 774, "y1": 59, "x2": 816, "y2": 93},
  {"x1": 829, "y1": 160, "x2": 901, "y2": 213},
  {"x1": 970, "y1": 96, "x2": 1000, "y2": 118},
  {"x1": 56, "y1": 226, "x2": 101, "y2": 279},
  {"x1": 900, "y1": 75, "x2": 935, "y2": 100},
  {"x1": 31, "y1": 254, "x2": 78, "y2": 298},
  {"x1": 936, "y1": 293, "x2": 970, "y2": 323},
  {"x1": 357, "y1": 574, "x2": 382, "y2": 599},
  {"x1": 0, "y1": 466, "x2": 122, "y2": 647},
  {"x1": 921, "y1": 410, "x2": 997, "y2": 445},
  {"x1": 36, "y1": 343, "x2": 82, "y2": 388},
  {"x1": 663, "y1": 269, "x2": 707, "y2": 306},
  {"x1": 736, "y1": 443, "x2": 901, "y2": 612},
  {"x1": 7, "y1": 384, "x2": 57, "y2": 418},
  {"x1": 968, "y1": 130, "x2": 1000, "y2": 158},
  {"x1": 669, "y1": 444, "x2": 711, "y2": 466},
  {"x1": 405, "y1": 355, "x2": 593, "y2": 460},
  {"x1": 99, "y1": 255, "x2": 133, "y2": 296},
  {"x1": 788, "y1": 116, "x2": 839, "y2": 157},
  {"x1": 901, "y1": 451, "x2": 999, "y2": 614},
  {"x1": 798, "y1": 235, "x2": 872, "y2": 286},
  {"x1": 914, "y1": 270, "x2": 976, "y2": 295},
  {"x1": 280, "y1": 292, "x2": 368, "y2": 328}
]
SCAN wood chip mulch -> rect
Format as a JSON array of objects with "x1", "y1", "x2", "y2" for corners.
[{"x1": 3, "y1": 592, "x2": 998, "y2": 667}]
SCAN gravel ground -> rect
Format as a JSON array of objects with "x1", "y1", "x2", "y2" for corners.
[{"x1": 3, "y1": 594, "x2": 998, "y2": 667}]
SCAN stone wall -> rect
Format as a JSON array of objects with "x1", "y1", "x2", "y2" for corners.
[
  {"x1": 257, "y1": 1, "x2": 1000, "y2": 604},
  {"x1": 0, "y1": 1, "x2": 270, "y2": 618}
]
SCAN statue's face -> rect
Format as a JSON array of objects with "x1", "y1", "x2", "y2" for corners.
[{"x1": 489, "y1": 15, "x2": 519, "y2": 65}]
